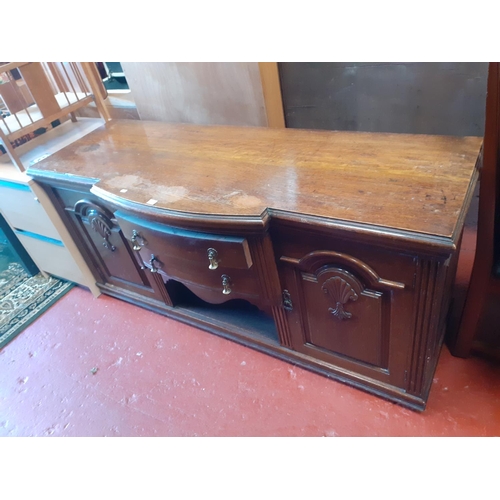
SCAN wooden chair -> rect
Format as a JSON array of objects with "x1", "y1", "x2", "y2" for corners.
[
  {"x1": 0, "y1": 62, "x2": 110, "y2": 172},
  {"x1": 449, "y1": 62, "x2": 500, "y2": 357},
  {"x1": 0, "y1": 62, "x2": 109, "y2": 296}
]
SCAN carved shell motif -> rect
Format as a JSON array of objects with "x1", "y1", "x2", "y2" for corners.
[
  {"x1": 322, "y1": 276, "x2": 358, "y2": 320},
  {"x1": 88, "y1": 209, "x2": 116, "y2": 251}
]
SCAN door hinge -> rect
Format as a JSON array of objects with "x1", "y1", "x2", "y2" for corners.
[{"x1": 282, "y1": 289, "x2": 293, "y2": 311}]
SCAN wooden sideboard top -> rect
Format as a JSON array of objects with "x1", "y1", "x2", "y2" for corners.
[{"x1": 28, "y1": 119, "x2": 482, "y2": 240}]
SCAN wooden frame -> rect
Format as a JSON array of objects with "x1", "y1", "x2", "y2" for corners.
[
  {"x1": 258, "y1": 63, "x2": 285, "y2": 128},
  {"x1": 0, "y1": 127, "x2": 23, "y2": 170},
  {"x1": 0, "y1": 62, "x2": 30, "y2": 73},
  {"x1": 80, "y1": 62, "x2": 111, "y2": 121},
  {"x1": 449, "y1": 62, "x2": 500, "y2": 357}
]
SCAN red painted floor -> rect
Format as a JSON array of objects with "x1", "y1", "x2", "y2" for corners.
[{"x1": 1, "y1": 227, "x2": 499, "y2": 436}]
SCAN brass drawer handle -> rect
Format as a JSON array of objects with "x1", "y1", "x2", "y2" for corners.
[
  {"x1": 221, "y1": 274, "x2": 232, "y2": 295},
  {"x1": 131, "y1": 230, "x2": 147, "y2": 251},
  {"x1": 149, "y1": 254, "x2": 161, "y2": 273},
  {"x1": 207, "y1": 248, "x2": 219, "y2": 270}
]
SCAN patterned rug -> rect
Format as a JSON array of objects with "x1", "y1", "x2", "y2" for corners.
[{"x1": 0, "y1": 262, "x2": 74, "y2": 349}]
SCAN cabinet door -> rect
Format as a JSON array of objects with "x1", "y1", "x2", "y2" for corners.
[
  {"x1": 280, "y1": 249, "x2": 414, "y2": 388},
  {"x1": 70, "y1": 200, "x2": 150, "y2": 288},
  {"x1": 51, "y1": 186, "x2": 163, "y2": 302}
]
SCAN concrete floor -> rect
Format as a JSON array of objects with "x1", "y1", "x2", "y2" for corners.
[{"x1": 1, "y1": 226, "x2": 499, "y2": 436}]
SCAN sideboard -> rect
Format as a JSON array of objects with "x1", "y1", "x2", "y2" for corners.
[{"x1": 27, "y1": 120, "x2": 482, "y2": 410}]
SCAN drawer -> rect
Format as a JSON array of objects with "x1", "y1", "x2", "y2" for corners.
[
  {"x1": 142, "y1": 254, "x2": 261, "y2": 299},
  {"x1": 0, "y1": 181, "x2": 60, "y2": 240},
  {"x1": 115, "y1": 211, "x2": 253, "y2": 271},
  {"x1": 15, "y1": 230, "x2": 86, "y2": 285}
]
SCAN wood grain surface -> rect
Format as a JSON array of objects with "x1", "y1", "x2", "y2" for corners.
[
  {"x1": 120, "y1": 63, "x2": 267, "y2": 126},
  {"x1": 28, "y1": 119, "x2": 482, "y2": 238}
]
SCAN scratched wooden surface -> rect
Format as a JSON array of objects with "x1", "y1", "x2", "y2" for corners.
[{"x1": 29, "y1": 120, "x2": 482, "y2": 238}]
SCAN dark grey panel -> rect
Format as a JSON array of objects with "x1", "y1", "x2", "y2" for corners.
[{"x1": 279, "y1": 62, "x2": 488, "y2": 136}]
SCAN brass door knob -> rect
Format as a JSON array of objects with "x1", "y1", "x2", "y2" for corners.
[
  {"x1": 207, "y1": 248, "x2": 219, "y2": 270},
  {"x1": 221, "y1": 274, "x2": 232, "y2": 295}
]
